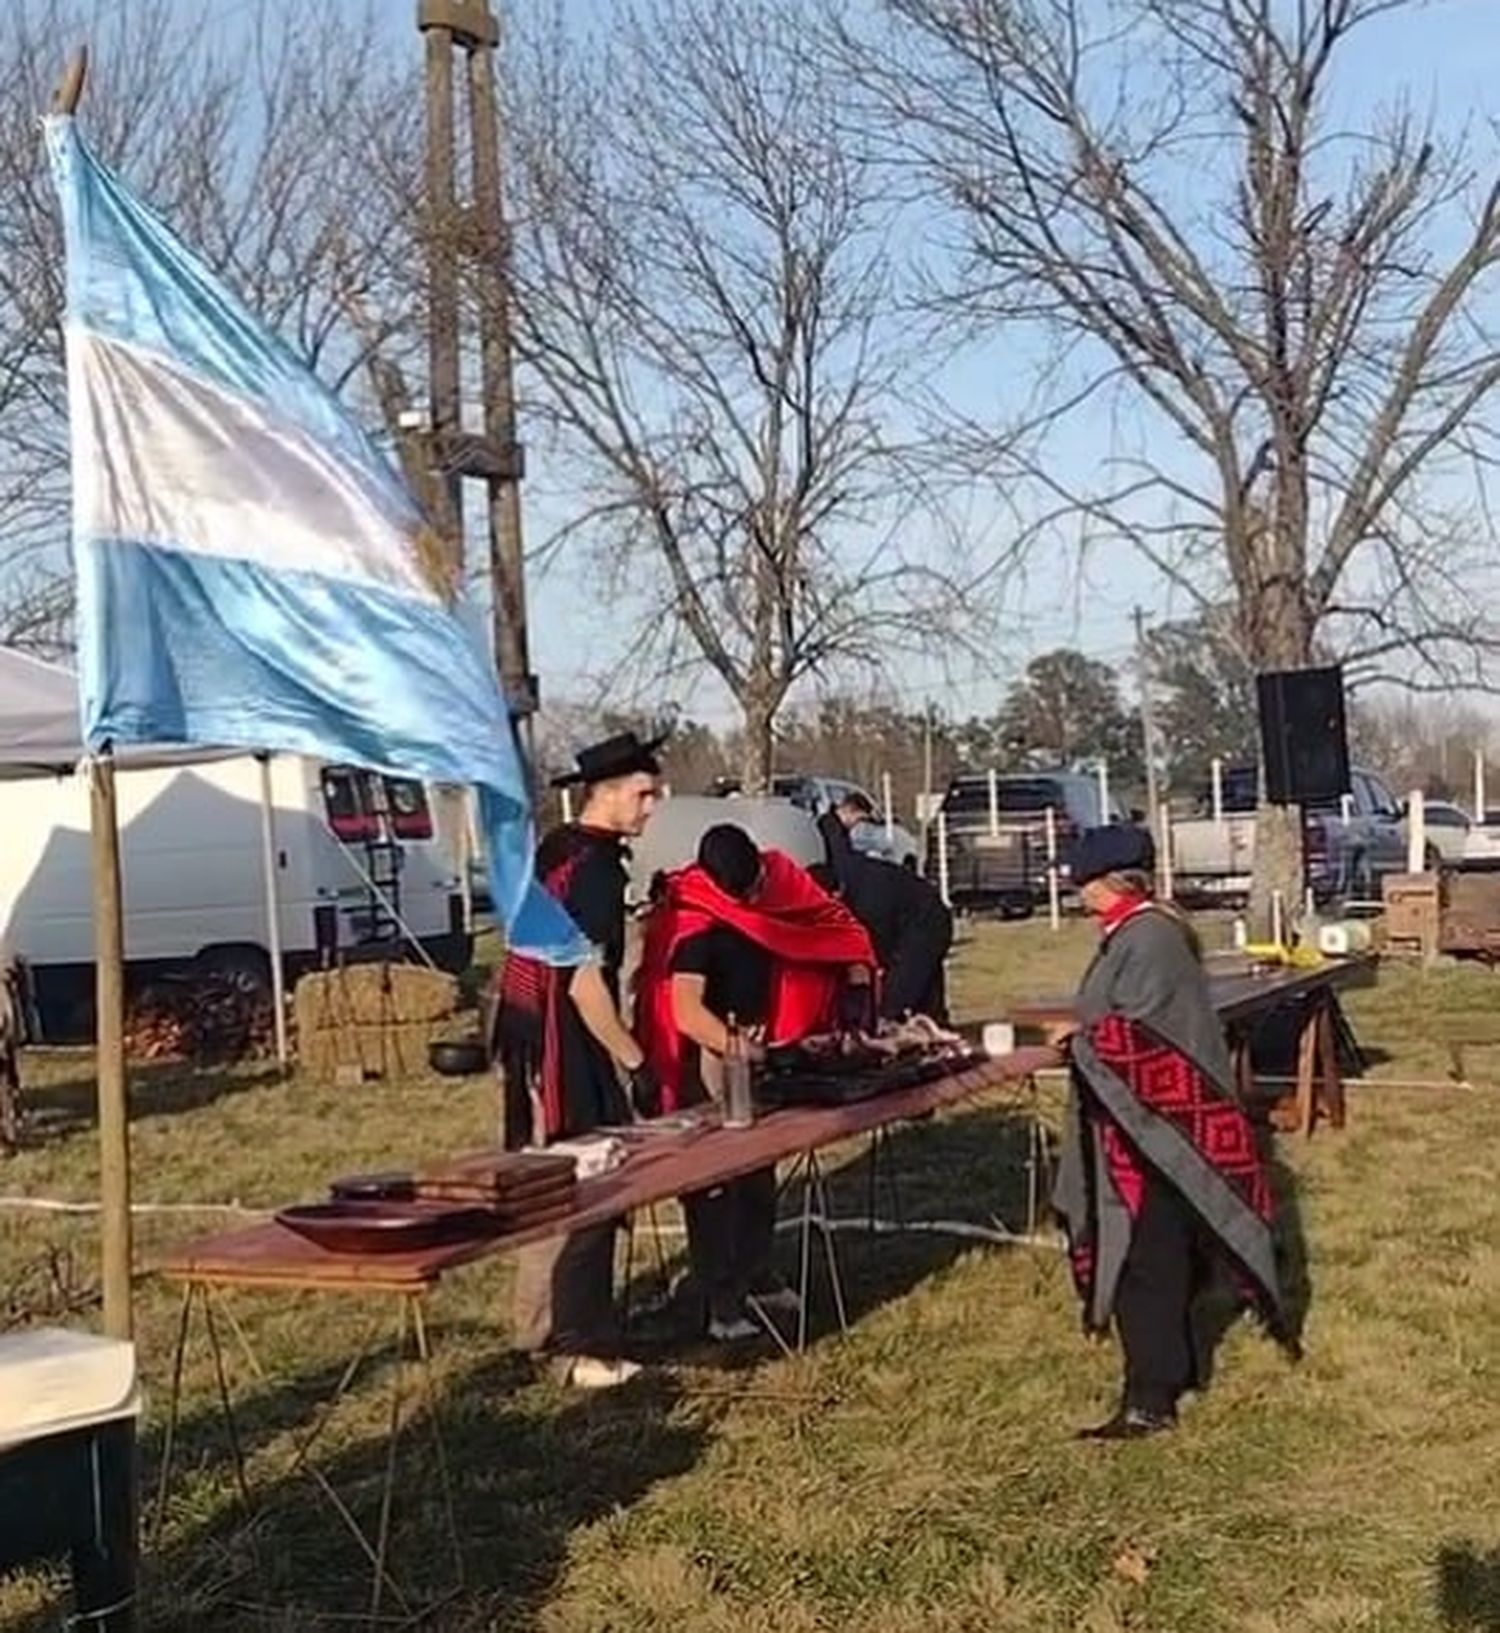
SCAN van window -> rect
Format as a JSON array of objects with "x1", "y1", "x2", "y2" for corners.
[
  {"x1": 322, "y1": 766, "x2": 378, "y2": 842},
  {"x1": 384, "y1": 777, "x2": 433, "y2": 841}
]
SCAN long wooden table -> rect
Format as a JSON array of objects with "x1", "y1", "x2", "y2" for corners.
[
  {"x1": 1005, "y1": 955, "x2": 1375, "y2": 1136},
  {"x1": 150, "y1": 1048, "x2": 1057, "y2": 1621},
  {"x1": 156, "y1": 1049, "x2": 1057, "y2": 1295}
]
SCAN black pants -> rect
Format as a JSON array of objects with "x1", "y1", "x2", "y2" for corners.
[
  {"x1": 682, "y1": 1166, "x2": 778, "y2": 1324},
  {"x1": 1114, "y1": 1179, "x2": 1209, "y2": 1416}
]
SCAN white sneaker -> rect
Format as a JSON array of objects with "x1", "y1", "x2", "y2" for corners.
[
  {"x1": 707, "y1": 1315, "x2": 760, "y2": 1343},
  {"x1": 560, "y1": 1354, "x2": 643, "y2": 1390},
  {"x1": 750, "y1": 1285, "x2": 803, "y2": 1317}
]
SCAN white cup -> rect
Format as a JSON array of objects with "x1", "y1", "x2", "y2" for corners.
[{"x1": 982, "y1": 1022, "x2": 1016, "y2": 1058}]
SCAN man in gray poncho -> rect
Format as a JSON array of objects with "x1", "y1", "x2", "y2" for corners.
[{"x1": 1052, "y1": 825, "x2": 1294, "y2": 1440}]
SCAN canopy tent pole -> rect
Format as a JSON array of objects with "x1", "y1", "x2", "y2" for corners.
[
  {"x1": 257, "y1": 754, "x2": 290, "y2": 1070},
  {"x1": 89, "y1": 751, "x2": 133, "y2": 1339}
]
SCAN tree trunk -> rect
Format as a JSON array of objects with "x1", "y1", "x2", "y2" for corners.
[
  {"x1": 1242, "y1": 528, "x2": 1314, "y2": 940},
  {"x1": 740, "y1": 689, "x2": 776, "y2": 795}
]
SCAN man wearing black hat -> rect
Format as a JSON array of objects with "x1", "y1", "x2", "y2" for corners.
[
  {"x1": 817, "y1": 793, "x2": 953, "y2": 1022},
  {"x1": 492, "y1": 729, "x2": 663, "y2": 1390},
  {"x1": 1051, "y1": 824, "x2": 1293, "y2": 1438}
]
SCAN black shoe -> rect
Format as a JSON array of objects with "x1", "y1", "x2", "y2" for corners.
[{"x1": 1076, "y1": 1406, "x2": 1177, "y2": 1441}]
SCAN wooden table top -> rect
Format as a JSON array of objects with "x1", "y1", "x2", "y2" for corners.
[
  {"x1": 1004, "y1": 953, "x2": 1376, "y2": 1032},
  {"x1": 154, "y1": 1048, "x2": 1058, "y2": 1296}
]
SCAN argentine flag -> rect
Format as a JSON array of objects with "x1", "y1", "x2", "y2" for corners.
[{"x1": 45, "y1": 115, "x2": 588, "y2": 964}]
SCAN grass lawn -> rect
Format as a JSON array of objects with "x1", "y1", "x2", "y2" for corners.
[{"x1": 5, "y1": 919, "x2": 1500, "y2": 1630}]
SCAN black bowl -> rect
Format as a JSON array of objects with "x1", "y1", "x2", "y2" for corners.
[{"x1": 429, "y1": 1038, "x2": 489, "y2": 1077}]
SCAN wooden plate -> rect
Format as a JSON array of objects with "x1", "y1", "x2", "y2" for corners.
[{"x1": 276, "y1": 1201, "x2": 493, "y2": 1255}]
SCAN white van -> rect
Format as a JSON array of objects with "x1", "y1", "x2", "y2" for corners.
[{"x1": 1, "y1": 754, "x2": 472, "y2": 1040}]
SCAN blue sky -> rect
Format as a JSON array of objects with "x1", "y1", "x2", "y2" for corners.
[{"x1": 158, "y1": 0, "x2": 1500, "y2": 728}]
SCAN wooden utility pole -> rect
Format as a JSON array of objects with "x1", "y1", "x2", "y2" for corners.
[
  {"x1": 417, "y1": 0, "x2": 538, "y2": 742},
  {"x1": 1133, "y1": 606, "x2": 1166, "y2": 880}
]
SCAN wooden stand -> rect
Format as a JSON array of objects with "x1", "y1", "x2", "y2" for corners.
[{"x1": 1231, "y1": 989, "x2": 1348, "y2": 1137}]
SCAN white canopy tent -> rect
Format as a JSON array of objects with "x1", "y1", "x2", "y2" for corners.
[
  {"x1": 0, "y1": 647, "x2": 232, "y2": 777},
  {"x1": 0, "y1": 646, "x2": 290, "y2": 1337},
  {"x1": 0, "y1": 647, "x2": 289, "y2": 1056}
]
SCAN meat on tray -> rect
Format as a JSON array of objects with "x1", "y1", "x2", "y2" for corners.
[{"x1": 766, "y1": 1015, "x2": 967, "y2": 1076}]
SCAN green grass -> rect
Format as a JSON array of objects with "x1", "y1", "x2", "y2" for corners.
[{"x1": 4, "y1": 920, "x2": 1500, "y2": 1630}]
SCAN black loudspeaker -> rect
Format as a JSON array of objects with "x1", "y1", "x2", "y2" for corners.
[{"x1": 1256, "y1": 665, "x2": 1351, "y2": 806}]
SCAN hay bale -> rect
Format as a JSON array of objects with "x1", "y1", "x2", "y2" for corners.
[
  {"x1": 294, "y1": 965, "x2": 457, "y2": 1031},
  {"x1": 291, "y1": 966, "x2": 458, "y2": 1081}
]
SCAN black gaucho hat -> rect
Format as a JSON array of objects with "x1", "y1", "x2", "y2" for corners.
[
  {"x1": 551, "y1": 729, "x2": 666, "y2": 789},
  {"x1": 1068, "y1": 824, "x2": 1156, "y2": 887}
]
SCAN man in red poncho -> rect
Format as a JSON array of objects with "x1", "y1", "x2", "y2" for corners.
[{"x1": 636, "y1": 824, "x2": 875, "y2": 1340}]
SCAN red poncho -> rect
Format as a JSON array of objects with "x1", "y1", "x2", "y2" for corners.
[{"x1": 635, "y1": 849, "x2": 875, "y2": 1111}]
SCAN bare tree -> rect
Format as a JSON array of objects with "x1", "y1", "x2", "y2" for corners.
[
  {"x1": 501, "y1": 0, "x2": 980, "y2": 790},
  {"x1": 838, "y1": 0, "x2": 1500, "y2": 921},
  {"x1": 0, "y1": 0, "x2": 419, "y2": 651}
]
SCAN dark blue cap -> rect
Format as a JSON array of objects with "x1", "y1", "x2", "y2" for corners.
[{"x1": 1069, "y1": 824, "x2": 1155, "y2": 886}]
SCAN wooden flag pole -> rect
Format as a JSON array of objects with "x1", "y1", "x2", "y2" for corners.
[
  {"x1": 91, "y1": 751, "x2": 133, "y2": 1339},
  {"x1": 52, "y1": 46, "x2": 130, "y2": 1336}
]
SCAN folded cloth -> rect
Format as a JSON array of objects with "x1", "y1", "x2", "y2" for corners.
[{"x1": 535, "y1": 1134, "x2": 628, "y2": 1179}]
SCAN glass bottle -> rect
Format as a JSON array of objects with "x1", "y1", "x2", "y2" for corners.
[{"x1": 722, "y1": 1012, "x2": 755, "y2": 1129}]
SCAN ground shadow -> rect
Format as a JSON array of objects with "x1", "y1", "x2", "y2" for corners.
[
  {"x1": 620, "y1": 1098, "x2": 1055, "y2": 1360},
  {"x1": 5, "y1": 1098, "x2": 1052, "y2": 1629},
  {"x1": 8, "y1": 1335, "x2": 705, "y2": 1633},
  {"x1": 13, "y1": 1058, "x2": 281, "y2": 1147},
  {"x1": 1437, "y1": 1544, "x2": 1500, "y2": 1630}
]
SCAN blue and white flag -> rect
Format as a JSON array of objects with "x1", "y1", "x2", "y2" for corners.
[{"x1": 45, "y1": 115, "x2": 588, "y2": 964}]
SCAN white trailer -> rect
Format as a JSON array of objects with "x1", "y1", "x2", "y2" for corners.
[{"x1": 0, "y1": 753, "x2": 470, "y2": 1040}]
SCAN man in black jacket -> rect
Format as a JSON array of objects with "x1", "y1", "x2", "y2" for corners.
[{"x1": 817, "y1": 794, "x2": 954, "y2": 1022}]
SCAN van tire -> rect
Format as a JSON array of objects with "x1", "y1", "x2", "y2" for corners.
[{"x1": 194, "y1": 945, "x2": 273, "y2": 1000}]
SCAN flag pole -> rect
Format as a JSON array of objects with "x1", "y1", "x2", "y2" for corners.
[
  {"x1": 90, "y1": 749, "x2": 133, "y2": 1339},
  {"x1": 54, "y1": 46, "x2": 130, "y2": 1338}
]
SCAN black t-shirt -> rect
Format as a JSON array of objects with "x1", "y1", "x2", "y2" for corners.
[{"x1": 671, "y1": 925, "x2": 773, "y2": 1028}]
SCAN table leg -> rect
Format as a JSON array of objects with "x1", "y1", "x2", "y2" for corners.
[
  {"x1": 862, "y1": 1127, "x2": 905, "y2": 1230},
  {"x1": 149, "y1": 1283, "x2": 197, "y2": 1549},
  {"x1": 809, "y1": 1152, "x2": 850, "y2": 1338},
  {"x1": 796, "y1": 1153, "x2": 815, "y2": 1353},
  {"x1": 155, "y1": 1287, "x2": 449, "y2": 1624},
  {"x1": 1316, "y1": 999, "x2": 1347, "y2": 1131},
  {"x1": 411, "y1": 1300, "x2": 464, "y2": 1593},
  {"x1": 367, "y1": 1298, "x2": 409, "y2": 1626},
  {"x1": 1294, "y1": 1004, "x2": 1321, "y2": 1136},
  {"x1": 202, "y1": 1288, "x2": 255, "y2": 1521}
]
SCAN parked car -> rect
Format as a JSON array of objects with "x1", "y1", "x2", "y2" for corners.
[
  {"x1": 706, "y1": 773, "x2": 921, "y2": 869},
  {"x1": 1462, "y1": 809, "x2": 1500, "y2": 865},
  {"x1": 1169, "y1": 764, "x2": 1407, "y2": 903},
  {"x1": 1401, "y1": 799, "x2": 1470, "y2": 865},
  {"x1": 925, "y1": 771, "x2": 1132, "y2": 914}
]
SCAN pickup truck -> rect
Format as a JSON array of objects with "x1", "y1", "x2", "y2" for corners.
[
  {"x1": 1170, "y1": 765, "x2": 1407, "y2": 903},
  {"x1": 925, "y1": 770, "x2": 1133, "y2": 915}
]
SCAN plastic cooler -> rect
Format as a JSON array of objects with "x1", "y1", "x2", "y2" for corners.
[{"x1": 0, "y1": 1326, "x2": 140, "y2": 1631}]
